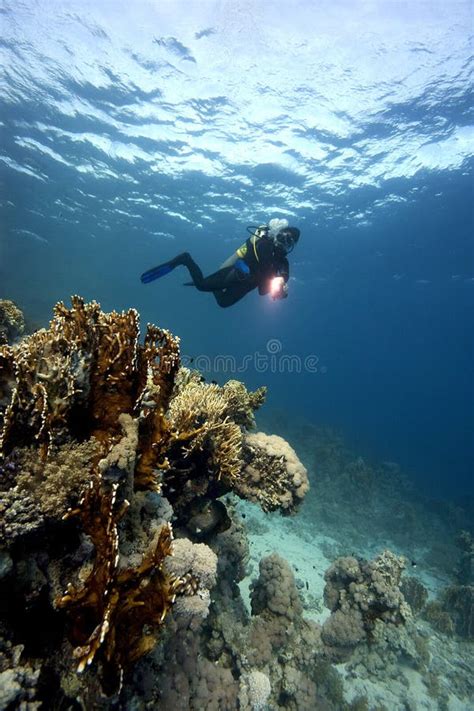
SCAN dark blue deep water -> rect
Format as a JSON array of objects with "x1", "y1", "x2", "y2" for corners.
[{"x1": 1, "y1": 0, "x2": 473, "y2": 499}]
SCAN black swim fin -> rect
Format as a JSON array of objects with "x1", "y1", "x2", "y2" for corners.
[{"x1": 140, "y1": 262, "x2": 175, "y2": 284}]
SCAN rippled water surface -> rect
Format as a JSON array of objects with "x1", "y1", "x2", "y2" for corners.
[{"x1": 1, "y1": 0, "x2": 473, "y2": 496}]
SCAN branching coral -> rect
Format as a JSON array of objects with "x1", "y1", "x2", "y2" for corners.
[
  {"x1": 160, "y1": 376, "x2": 270, "y2": 517},
  {"x1": 0, "y1": 439, "x2": 99, "y2": 543},
  {"x1": 56, "y1": 471, "x2": 183, "y2": 694},
  {"x1": 167, "y1": 380, "x2": 243, "y2": 483},
  {"x1": 220, "y1": 380, "x2": 266, "y2": 429},
  {"x1": 0, "y1": 296, "x2": 180, "y2": 468},
  {"x1": 0, "y1": 635, "x2": 40, "y2": 709},
  {"x1": 0, "y1": 298, "x2": 194, "y2": 697}
]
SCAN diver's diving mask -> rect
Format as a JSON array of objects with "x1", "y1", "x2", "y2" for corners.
[{"x1": 274, "y1": 227, "x2": 300, "y2": 254}]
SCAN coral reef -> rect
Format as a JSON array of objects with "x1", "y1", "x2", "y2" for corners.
[
  {"x1": 422, "y1": 601, "x2": 455, "y2": 636},
  {"x1": 238, "y1": 670, "x2": 272, "y2": 710},
  {"x1": 400, "y1": 575, "x2": 429, "y2": 614},
  {"x1": 442, "y1": 585, "x2": 474, "y2": 639},
  {"x1": 419, "y1": 532, "x2": 474, "y2": 641},
  {"x1": 245, "y1": 553, "x2": 350, "y2": 709},
  {"x1": 0, "y1": 297, "x2": 310, "y2": 705},
  {"x1": 238, "y1": 432, "x2": 309, "y2": 513},
  {"x1": 455, "y1": 530, "x2": 474, "y2": 585},
  {"x1": 321, "y1": 551, "x2": 411, "y2": 663},
  {"x1": 1, "y1": 297, "x2": 472, "y2": 710},
  {"x1": 0, "y1": 299, "x2": 25, "y2": 345},
  {"x1": 262, "y1": 414, "x2": 469, "y2": 580},
  {"x1": 254, "y1": 412, "x2": 474, "y2": 708},
  {"x1": 1, "y1": 440, "x2": 99, "y2": 541},
  {"x1": 0, "y1": 633, "x2": 40, "y2": 710}
]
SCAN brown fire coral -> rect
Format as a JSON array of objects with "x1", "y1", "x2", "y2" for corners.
[
  {"x1": 0, "y1": 298, "x2": 206, "y2": 696},
  {"x1": 0, "y1": 296, "x2": 309, "y2": 702},
  {"x1": 56, "y1": 472, "x2": 188, "y2": 694}
]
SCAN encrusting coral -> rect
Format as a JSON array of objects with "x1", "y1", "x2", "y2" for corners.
[
  {"x1": 441, "y1": 585, "x2": 473, "y2": 639},
  {"x1": 0, "y1": 296, "x2": 309, "y2": 705},
  {"x1": 321, "y1": 550, "x2": 411, "y2": 663},
  {"x1": 239, "y1": 432, "x2": 309, "y2": 513},
  {"x1": 401, "y1": 575, "x2": 429, "y2": 614},
  {"x1": 455, "y1": 530, "x2": 474, "y2": 585},
  {"x1": 0, "y1": 299, "x2": 25, "y2": 345},
  {"x1": 242, "y1": 553, "x2": 354, "y2": 710}
]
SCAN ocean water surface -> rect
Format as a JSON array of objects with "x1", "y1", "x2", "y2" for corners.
[{"x1": 2, "y1": 1, "x2": 472, "y2": 499}]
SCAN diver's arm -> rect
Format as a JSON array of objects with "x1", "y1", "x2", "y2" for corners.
[
  {"x1": 257, "y1": 267, "x2": 290, "y2": 298},
  {"x1": 278, "y1": 257, "x2": 290, "y2": 283},
  {"x1": 270, "y1": 257, "x2": 290, "y2": 299},
  {"x1": 256, "y1": 253, "x2": 290, "y2": 297}
]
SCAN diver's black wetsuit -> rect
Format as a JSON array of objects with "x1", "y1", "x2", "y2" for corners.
[{"x1": 170, "y1": 235, "x2": 290, "y2": 307}]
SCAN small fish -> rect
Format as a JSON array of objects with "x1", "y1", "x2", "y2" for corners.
[
  {"x1": 211, "y1": 380, "x2": 218, "y2": 385},
  {"x1": 411, "y1": 560, "x2": 417, "y2": 568},
  {"x1": 305, "y1": 581, "x2": 309, "y2": 590},
  {"x1": 241, "y1": 513, "x2": 246, "y2": 519}
]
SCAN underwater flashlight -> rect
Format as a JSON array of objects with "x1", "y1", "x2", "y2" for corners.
[{"x1": 270, "y1": 276, "x2": 285, "y2": 299}]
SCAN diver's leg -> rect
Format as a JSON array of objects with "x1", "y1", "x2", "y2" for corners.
[
  {"x1": 175, "y1": 253, "x2": 207, "y2": 286},
  {"x1": 142, "y1": 252, "x2": 212, "y2": 288},
  {"x1": 141, "y1": 252, "x2": 199, "y2": 284},
  {"x1": 142, "y1": 251, "x2": 249, "y2": 295},
  {"x1": 213, "y1": 282, "x2": 255, "y2": 308},
  {"x1": 181, "y1": 256, "x2": 240, "y2": 292}
]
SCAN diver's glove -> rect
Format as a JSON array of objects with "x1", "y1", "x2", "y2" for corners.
[{"x1": 269, "y1": 276, "x2": 288, "y2": 300}]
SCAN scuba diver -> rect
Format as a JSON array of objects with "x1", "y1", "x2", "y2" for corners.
[{"x1": 140, "y1": 218, "x2": 300, "y2": 308}]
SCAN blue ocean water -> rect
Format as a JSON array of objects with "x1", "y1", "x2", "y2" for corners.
[{"x1": 1, "y1": 0, "x2": 472, "y2": 500}]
